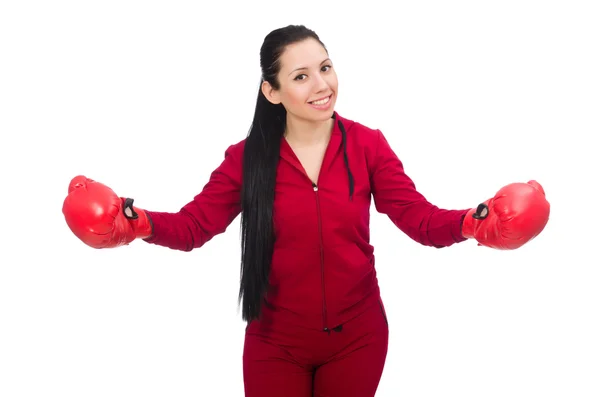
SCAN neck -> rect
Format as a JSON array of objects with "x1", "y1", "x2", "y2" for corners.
[{"x1": 284, "y1": 113, "x2": 334, "y2": 146}]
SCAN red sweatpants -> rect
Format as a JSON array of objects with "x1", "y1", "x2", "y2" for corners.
[{"x1": 242, "y1": 298, "x2": 389, "y2": 397}]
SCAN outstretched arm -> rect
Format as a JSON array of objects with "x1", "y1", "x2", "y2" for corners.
[
  {"x1": 369, "y1": 129, "x2": 469, "y2": 248},
  {"x1": 368, "y1": 130, "x2": 550, "y2": 250},
  {"x1": 143, "y1": 142, "x2": 244, "y2": 252},
  {"x1": 63, "y1": 141, "x2": 244, "y2": 251}
]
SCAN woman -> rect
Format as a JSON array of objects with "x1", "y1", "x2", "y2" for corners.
[{"x1": 63, "y1": 25, "x2": 550, "y2": 397}]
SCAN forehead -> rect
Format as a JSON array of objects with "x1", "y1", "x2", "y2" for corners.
[{"x1": 278, "y1": 38, "x2": 328, "y2": 72}]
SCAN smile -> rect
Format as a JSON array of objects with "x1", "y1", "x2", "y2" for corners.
[{"x1": 309, "y1": 95, "x2": 331, "y2": 105}]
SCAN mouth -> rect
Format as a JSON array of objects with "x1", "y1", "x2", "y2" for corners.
[{"x1": 308, "y1": 94, "x2": 332, "y2": 106}]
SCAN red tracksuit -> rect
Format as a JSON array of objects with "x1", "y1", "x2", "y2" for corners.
[{"x1": 143, "y1": 112, "x2": 469, "y2": 396}]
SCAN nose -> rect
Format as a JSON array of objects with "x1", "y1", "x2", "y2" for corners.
[{"x1": 312, "y1": 72, "x2": 329, "y2": 93}]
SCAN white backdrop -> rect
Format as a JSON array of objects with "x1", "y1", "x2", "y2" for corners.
[{"x1": 1, "y1": 0, "x2": 599, "y2": 396}]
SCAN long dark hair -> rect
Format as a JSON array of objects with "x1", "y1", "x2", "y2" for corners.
[{"x1": 239, "y1": 25, "x2": 326, "y2": 322}]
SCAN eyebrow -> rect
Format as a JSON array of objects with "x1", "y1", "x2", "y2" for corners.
[{"x1": 288, "y1": 58, "x2": 331, "y2": 76}]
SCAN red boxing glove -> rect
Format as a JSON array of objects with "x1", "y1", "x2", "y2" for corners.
[
  {"x1": 461, "y1": 180, "x2": 550, "y2": 250},
  {"x1": 62, "y1": 175, "x2": 153, "y2": 249}
]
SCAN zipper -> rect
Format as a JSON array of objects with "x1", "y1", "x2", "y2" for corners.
[{"x1": 313, "y1": 182, "x2": 329, "y2": 332}]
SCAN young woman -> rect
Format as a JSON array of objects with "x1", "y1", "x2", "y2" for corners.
[{"x1": 63, "y1": 25, "x2": 550, "y2": 397}]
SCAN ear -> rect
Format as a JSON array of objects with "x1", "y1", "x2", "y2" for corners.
[{"x1": 261, "y1": 80, "x2": 281, "y2": 105}]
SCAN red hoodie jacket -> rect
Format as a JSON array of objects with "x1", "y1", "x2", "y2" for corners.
[{"x1": 144, "y1": 112, "x2": 469, "y2": 331}]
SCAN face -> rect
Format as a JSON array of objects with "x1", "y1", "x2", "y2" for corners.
[{"x1": 262, "y1": 38, "x2": 338, "y2": 124}]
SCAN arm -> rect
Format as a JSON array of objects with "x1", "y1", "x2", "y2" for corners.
[
  {"x1": 143, "y1": 142, "x2": 244, "y2": 252},
  {"x1": 369, "y1": 130, "x2": 469, "y2": 248}
]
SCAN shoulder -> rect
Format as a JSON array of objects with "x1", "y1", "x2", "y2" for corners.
[
  {"x1": 335, "y1": 112, "x2": 385, "y2": 158},
  {"x1": 335, "y1": 113, "x2": 383, "y2": 145},
  {"x1": 205, "y1": 138, "x2": 246, "y2": 182},
  {"x1": 336, "y1": 113, "x2": 379, "y2": 135},
  {"x1": 335, "y1": 112, "x2": 399, "y2": 173},
  {"x1": 222, "y1": 137, "x2": 247, "y2": 159}
]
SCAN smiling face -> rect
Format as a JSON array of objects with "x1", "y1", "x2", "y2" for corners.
[{"x1": 262, "y1": 37, "x2": 338, "y2": 125}]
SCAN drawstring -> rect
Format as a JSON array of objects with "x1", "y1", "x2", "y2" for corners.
[{"x1": 337, "y1": 118, "x2": 355, "y2": 200}]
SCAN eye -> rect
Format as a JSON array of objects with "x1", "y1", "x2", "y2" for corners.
[
  {"x1": 321, "y1": 64, "x2": 332, "y2": 72},
  {"x1": 294, "y1": 74, "x2": 307, "y2": 81}
]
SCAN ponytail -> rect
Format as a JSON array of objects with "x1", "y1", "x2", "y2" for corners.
[
  {"x1": 239, "y1": 24, "x2": 326, "y2": 322},
  {"x1": 239, "y1": 85, "x2": 286, "y2": 322}
]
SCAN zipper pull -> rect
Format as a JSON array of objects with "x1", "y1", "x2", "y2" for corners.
[{"x1": 312, "y1": 182, "x2": 318, "y2": 192}]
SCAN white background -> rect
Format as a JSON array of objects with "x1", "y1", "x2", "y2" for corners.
[{"x1": 1, "y1": 0, "x2": 599, "y2": 396}]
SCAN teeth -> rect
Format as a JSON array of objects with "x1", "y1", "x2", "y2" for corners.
[{"x1": 311, "y1": 96, "x2": 330, "y2": 105}]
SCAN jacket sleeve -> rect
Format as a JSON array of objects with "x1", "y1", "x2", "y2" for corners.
[
  {"x1": 142, "y1": 142, "x2": 243, "y2": 252},
  {"x1": 369, "y1": 130, "x2": 469, "y2": 248}
]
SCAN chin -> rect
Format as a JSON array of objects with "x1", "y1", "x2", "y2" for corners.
[
  {"x1": 300, "y1": 114, "x2": 333, "y2": 125},
  {"x1": 314, "y1": 111, "x2": 335, "y2": 121}
]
